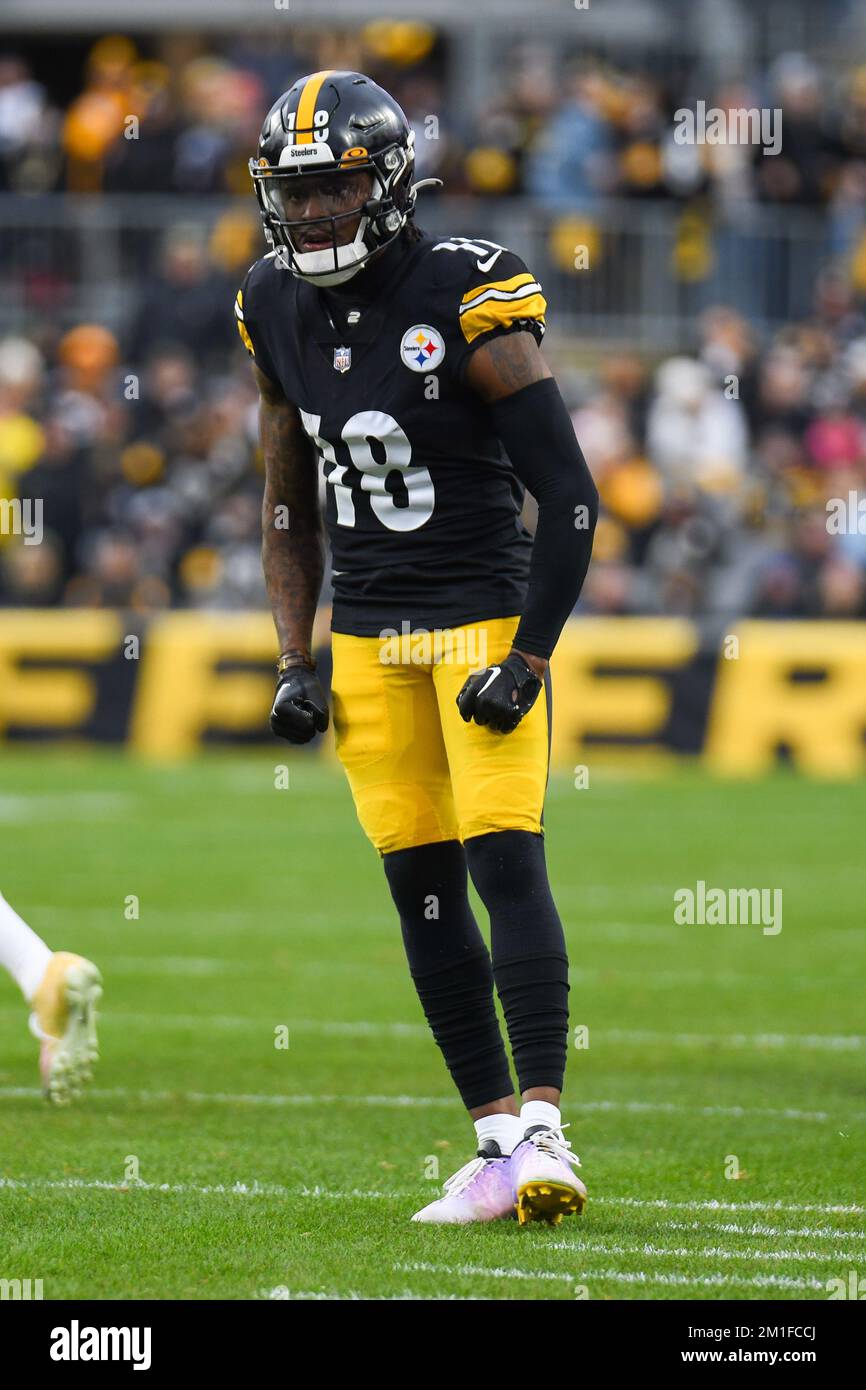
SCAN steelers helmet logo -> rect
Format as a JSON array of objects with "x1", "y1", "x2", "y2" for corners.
[{"x1": 400, "y1": 324, "x2": 445, "y2": 372}]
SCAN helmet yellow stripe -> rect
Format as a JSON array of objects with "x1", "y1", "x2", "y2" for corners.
[{"x1": 294, "y1": 69, "x2": 335, "y2": 143}]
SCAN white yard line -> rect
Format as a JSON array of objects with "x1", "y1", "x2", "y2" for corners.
[
  {"x1": 0, "y1": 1085, "x2": 454, "y2": 1108},
  {"x1": 0, "y1": 1084, "x2": 836, "y2": 1124},
  {"x1": 668, "y1": 1219, "x2": 866, "y2": 1242},
  {"x1": 393, "y1": 1260, "x2": 827, "y2": 1292},
  {"x1": 102, "y1": 957, "x2": 261, "y2": 977},
  {"x1": 568, "y1": 967, "x2": 860, "y2": 991},
  {"x1": 14, "y1": 903, "x2": 866, "y2": 946},
  {"x1": 568, "y1": 1098, "x2": 830, "y2": 1122},
  {"x1": 549, "y1": 1238, "x2": 850, "y2": 1264},
  {"x1": 0, "y1": 1174, "x2": 861, "y2": 1225},
  {"x1": 0, "y1": 1175, "x2": 293, "y2": 1198},
  {"x1": 262, "y1": 1290, "x2": 482, "y2": 1301},
  {"x1": 396, "y1": 1260, "x2": 574, "y2": 1285},
  {"x1": 600, "y1": 1028, "x2": 864, "y2": 1051},
  {"x1": 0, "y1": 1176, "x2": 398, "y2": 1200},
  {"x1": 4, "y1": 1005, "x2": 859, "y2": 1053},
  {"x1": 0, "y1": 793, "x2": 134, "y2": 823},
  {"x1": 592, "y1": 1196, "x2": 864, "y2": 1216}
]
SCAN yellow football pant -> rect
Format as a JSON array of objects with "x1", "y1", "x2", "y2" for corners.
[{"x1": 330, "y1": 616, "x2": 550, "y2": 854}]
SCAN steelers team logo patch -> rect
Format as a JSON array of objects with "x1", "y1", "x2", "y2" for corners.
[{"x1": 400, "y1": 324, "x2": 445, "y2": 372}]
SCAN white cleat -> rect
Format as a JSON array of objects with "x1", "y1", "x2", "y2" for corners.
[
  {"x1": 29, "y1": 952, "x2": 102, "y2": 1106},
  {"x1": 510, "y1": 1124, "x2": 587, "y2": 1226},
  {"x1": 411, "y1": 1143, "x2": 516, "y2": 1224}
]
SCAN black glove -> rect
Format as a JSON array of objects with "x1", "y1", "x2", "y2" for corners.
[
  {"x1": 270, "y1": 662, "x2": 329, "y2": 744},
  {"x1": 456, "y1": 652, "x2": 542, "y2": 734}
]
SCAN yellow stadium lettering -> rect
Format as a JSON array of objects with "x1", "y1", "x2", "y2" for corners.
[
  {"x1": 705, "y1": 621, "x2": 866, "y2": 776},
  {"x1": 0, "y1": 611, "x2": 121, "y2": 737},
  {"x1": 129, "y1": 613, "x2": 277, "y2": 758},
  {"x1": 549, "y1": 618, "x2": 698, "y2": 766}
]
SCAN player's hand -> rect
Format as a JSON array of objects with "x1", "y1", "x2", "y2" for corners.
[
  {"x1": 456, "y1": 652, "x2": 542, "y2": 734},
  {"x1": 270, "y1": 664, "x2": 329, "y2": 744}
]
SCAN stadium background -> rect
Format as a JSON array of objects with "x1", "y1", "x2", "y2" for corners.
[
  {"x1": 1, "y1": 0, "x2": 865, "y2": 769},
  {"x1": 0, "y1": 0, "x2": 864, "y2": 1307}
]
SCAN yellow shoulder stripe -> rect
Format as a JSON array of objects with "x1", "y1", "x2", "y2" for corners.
[
  {"x1": 236, "y1": 317, "x2": 254, "y2": 356},
  {"x1": 459, "y1": 272, "x2": 547, "y2": 345},
  {"x1": 234, "y1": 291, "x2": 254, "y2": 354},
  {"x1": 460, "y1": 272, "x2": 538, "y2": 311}
]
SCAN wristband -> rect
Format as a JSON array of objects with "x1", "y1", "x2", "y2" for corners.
[{"x1": 277, "y1": 649, "x2": 314, "y2": 675}]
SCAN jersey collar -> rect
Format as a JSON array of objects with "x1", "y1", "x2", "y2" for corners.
[{"x1": 298, "y1": 235, "x2": 430, "y2": 368}]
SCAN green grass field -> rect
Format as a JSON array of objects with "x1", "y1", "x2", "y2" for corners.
[{"x1": 0, "y1": 751, "x2": 863, "y2": 1301}]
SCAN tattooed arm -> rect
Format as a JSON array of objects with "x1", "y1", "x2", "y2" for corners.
[
  {"x1": 464, "y1": 328, "x2": 552, "y2": 404},
  {"x1": 256, "y1": 363, "x2": 324, "y2": 658},
  {"x1": 255, "y1": 363, "x2": 330, "y2": 743}
]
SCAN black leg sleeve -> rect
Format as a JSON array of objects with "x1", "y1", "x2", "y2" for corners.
[
  {"x1": 464, "y1": 829, "x2": 570, "y2": 1094},
  {"x1": 383, "y1": 839, "x2": 514, "y2": 1110}
]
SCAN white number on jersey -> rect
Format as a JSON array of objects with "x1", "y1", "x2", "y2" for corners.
[
  {"x1": 300, "y1": 410, "x2": 355, "y2": 525},
  {"x1": 300, "y1": 410, "x2": 435, "y2": 532},
  {"x1": 432, "y1": 237, "x2": 506, "y2": 274}
]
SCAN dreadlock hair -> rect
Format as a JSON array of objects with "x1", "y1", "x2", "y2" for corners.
[{"x1": 402, "y1": 218, "x2": 424, "y2": 245}]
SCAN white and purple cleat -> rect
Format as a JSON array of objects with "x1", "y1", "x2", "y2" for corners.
[
  {"x1": 411, "y1": 1140, "x2": 516, "y2": 1224},
  {"x1": 411, "y1": 1126, "x2": 587, "y2": 1225},
  {"x1": 511, "y1": 1123, "x2": 587, "y2": 1226}
]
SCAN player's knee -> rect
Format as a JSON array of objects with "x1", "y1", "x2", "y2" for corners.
[
  {"x1": 383, "y1": 838, "x2": 467, "y2": 917},
  {"x1": 464, "y1": 828, "x2": 554, "y2": 913}
]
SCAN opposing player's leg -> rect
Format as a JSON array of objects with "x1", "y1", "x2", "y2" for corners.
[
  {"x1": 0, "y1": 890, "x2": 102, "y2": 1105},
  {"x1": 330, "y1": 633, "x2": 524, "y2": 1222},
  {"x1": 434, "y1": 616, "x2": 587, "y2": 1224}
]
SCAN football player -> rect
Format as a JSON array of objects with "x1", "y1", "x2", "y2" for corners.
[
  {"x1": 0, "y1": 890, "x2": 101, "y2": 1104},
  {"x1": 238, "y1": 72, "x2": 598, "y2": 1225}
]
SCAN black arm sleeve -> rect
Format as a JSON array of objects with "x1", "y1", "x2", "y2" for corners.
[{"x1": 489, "y1": 376, "x2": 598, "y2": 660}]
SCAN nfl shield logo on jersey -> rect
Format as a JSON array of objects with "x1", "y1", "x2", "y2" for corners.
[
  {"x1": 333, "y1": 345, "x2": 352, "y2": 373},
  {"x1": 400, "y1": 324, "x2": 445, "y2": 372}
]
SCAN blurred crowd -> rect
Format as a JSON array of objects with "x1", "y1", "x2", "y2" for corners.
[
  {"x1": 2, "y1": 28, "x2": 866, "y2": 224},
  {"x1": 1, "y1": 23, "x2": 866, "y2": 621},
  {"x1": 569, "y1": 279, "x2": 866, "y2": 619},
  {"x1": 2, "y1": 272, "x2": 866, "y2": 621}
]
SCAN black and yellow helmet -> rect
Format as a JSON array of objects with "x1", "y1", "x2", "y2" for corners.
[{"x1": 249, "y1": 70, "x2": 435, "y2": 286}]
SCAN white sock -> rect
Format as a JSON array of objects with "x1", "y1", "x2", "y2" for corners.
[
  {"x1": 474, "y1": 1113, "x2": 524, "y2": 1157},
  {"x1": 0, "y1": 891, "x2": 52, "y2": 1002},
  {"x1": 521, "y1": 1100, "x2": 561, "y2": 1135}
]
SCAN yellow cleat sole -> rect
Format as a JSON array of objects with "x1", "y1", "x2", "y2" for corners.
[{"x1": 516, "y1": 1180, "x2": 587, "y2": 1226}]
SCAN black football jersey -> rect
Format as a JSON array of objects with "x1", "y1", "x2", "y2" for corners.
[{"x1": 235, "y1": 231, "x2": 547, "y2": 636}]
